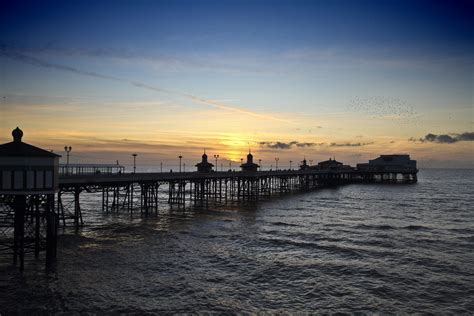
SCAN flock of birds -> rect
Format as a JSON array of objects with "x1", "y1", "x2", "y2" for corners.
[{"x1": 347, "y1": 96, "x2": 420, "y2": 126}]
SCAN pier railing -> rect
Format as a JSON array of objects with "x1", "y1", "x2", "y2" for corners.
[{"x1": 54, "y1": 168, "x2": 418, "y2": 227}]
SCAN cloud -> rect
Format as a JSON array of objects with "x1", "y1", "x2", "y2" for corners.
[
  {"x1": 296, "y1": 142, "x2": 318, "y2": 148},
  {"x1": 259, "y1": 141, "x2": 321, "y2": 149},
  {"x1": 329, "y1": 142, "x2": 374, "y2": 147},
  {"x1": 259, "y1": 141, "x2": 373, "y2": 149},
  {"x1": 413, "y1": 132, "x2": 474, "y2": 144},
  {"x1": 457, "y1": 132, "x2": 474, "y2": 141},
  {"x1": 0, "y1": 48, "x2": 290, "y2": 123},
  {"x1": 259, "y1": 141, "x2": 299, "y2": 149}
]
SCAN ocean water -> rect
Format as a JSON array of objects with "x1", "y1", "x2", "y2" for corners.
[{"x1": 1, "y1": 169, "x2": 473, "y2": 314}]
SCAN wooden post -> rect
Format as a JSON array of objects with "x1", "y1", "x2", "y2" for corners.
[
  {"x1": 46, "y1": 194, "x2": 57, "y2": 268},
  {"x1": 13, "y1": 195, "x2": 26, "y2": 272},
  {"x1": 34, "y1": 196, "x2": 40, "y2": 258}
]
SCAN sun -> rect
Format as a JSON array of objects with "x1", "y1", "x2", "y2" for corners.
[{"x1": 218, "y1": 135, "x2": 252, "y2": 161}]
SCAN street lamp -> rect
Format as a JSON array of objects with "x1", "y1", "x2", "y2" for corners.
[
  {"x1": 178, "y1": 155, "x2": 183, "y2": 173},
  {"x1": 64, "y1": 146, "x2": 72, "y2": 174},
  {"x1": 259, "y1": 159, "x2": 262, "y2": 170},
  {"x1": 160, "y1": 162, "x2": 163, "y2": 173},
  {"x1": 214, "y1": 154, "x2": 219, "y2": 171},
  {"x1": 290, "y1": 160, "x2": 292, "y2": 170},
  {"x1": 229, "y1": 160, "x2": 232, "y2": 171},
  {"x1": 275, "y1": 157, "x2": 279, "y2": 170},
  {"x1": 132, "y1": 153, "x2": 137, "y2": 174}
]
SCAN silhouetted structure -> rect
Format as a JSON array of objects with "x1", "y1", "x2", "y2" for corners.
[
  {"x1": 240, "y1": 150, "x2": 259, "y2": 172},
  {"x1": 357, "y1": 155, "x2": 417, "y2": 172},
  {"x1": 300, "y1": 158, "x2": 310, "y2": 170},
  {"x1": 59, "y1": 163, "x2": 125, "y2": 175},
  {"x1": 0, "y1": 127, "x2": 59, "y2": 271},
  {"x1": 1, "y1": 128, "x2": 420, "y2": 270},
  {"x1": 195, "y1": 151, "x2": 214, "y2": 173},
  {"x1": 318, "y1": 158, "x2": 343, "y2": 170},
  {"x1": 357, "y1": 154, "x2": 417, "y2": 182}
]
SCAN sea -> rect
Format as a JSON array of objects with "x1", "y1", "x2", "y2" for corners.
[{"x1": 1, "y1": 168, "x2": 473, "y2": 314}]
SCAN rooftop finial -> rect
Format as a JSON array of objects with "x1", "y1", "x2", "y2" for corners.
[{"x1": 12, "y1": 127, "x2": 23, "y2": 143}]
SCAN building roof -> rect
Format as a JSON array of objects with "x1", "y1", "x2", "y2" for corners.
[
  {"x1": 379, "y1": 154, "x2": 410, "y2": 158},
  {"x1": 0, "y1": 127, "x2": 61, "y2": 158},
  {"x1": 0, "y1": 141, "x2": 61, "y2": 158},
  {"x1": 318, "y1": 158, "x2": 342, "y2": 165},
  {"x1": 195, "y1": 161, "x2": 214, "y2": 167},
  {"x1": 240, "y1": 162, "x2": 258, "y2": 167}
]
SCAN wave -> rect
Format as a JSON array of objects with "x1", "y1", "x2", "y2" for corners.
[
  {"x1": 271, "y1": 221, "x2": 300, "y2": 227},
  {"x1": 403, "y1": 225, "x2": 431, "y2": 231},
  {"x1": 261, "y1": 237, "x2": 365, "y2": 259},
  {"x1": 355, "y1": 224, "x2": 396, "y2": 230}
]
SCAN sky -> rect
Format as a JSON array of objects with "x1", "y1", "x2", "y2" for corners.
[{"x1": 0, "y1": 0, "x2": 473, "y2": 169}]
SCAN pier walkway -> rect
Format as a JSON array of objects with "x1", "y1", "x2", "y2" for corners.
[{"x1": 57, "y1": 168, "x2": 417, "y2": 227}]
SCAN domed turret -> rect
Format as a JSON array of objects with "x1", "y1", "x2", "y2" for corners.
[
  {"x1": 300, "y1": 157, "x2": 309, "y2": 170},
  {"x1": 12, "y1": 127, "x2": 23, "y2": 143},
  {"x1": 247, "y1": 149, "x2": 253, "y2": 163},
  {"x1": 241, "y1": 149, "x2": 259, "y2": 172},
  {"x1": 196, "y1": 150, "x2": 213, "y2": 172}
]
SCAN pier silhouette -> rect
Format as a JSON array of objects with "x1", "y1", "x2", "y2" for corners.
[{"x1": 0, "y1": 128, "x2": 418, "y2": 270}]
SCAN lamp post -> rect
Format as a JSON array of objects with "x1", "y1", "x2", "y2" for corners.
[
  {"x1": 178, "y1": 155, "x2": 183, "y2": 173},
  {"x1": 290, "y1": 160, "x2": 292, "y2": 170},
  {"x1": 64, "y1": 146, "x2": 72, "y2": 174},
  {"x1": 259, "y1": 159, "x2": 262, "y2": 170},
  {"x1": 214, "y1": 154, "x2": 219, "y2": 171},
  {"x1": 229, "y1": 161, "x2": 231, "y2": 171},
  {"x1": 275, "y1": 157, "x2": 279, "y2": 170},
  {"x1": 160, "y1": 162, "x2": 163, "y2": 173},
  {"x1": 132, "y1": 153, "x2": 137, "y2": 174}
]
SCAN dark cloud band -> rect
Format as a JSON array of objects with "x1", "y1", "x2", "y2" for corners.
[
  {"x1": 412, "y1": 132, "x2": 474, "y2": 144},
  {"x1": 259, "y1": 141, "x2": 373, "y2": 149}
]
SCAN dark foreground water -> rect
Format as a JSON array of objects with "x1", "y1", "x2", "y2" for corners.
[{"x1": 1, "y1": 169, "x2": 473, "y2": 314}]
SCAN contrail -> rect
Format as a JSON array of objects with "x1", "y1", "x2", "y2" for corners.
[
  {"x1": 1, "y1": 50, "x2": 123, "y2": 82},
  {"x1": 0, "y1": 49, "x2": 292, "y2": 123}
]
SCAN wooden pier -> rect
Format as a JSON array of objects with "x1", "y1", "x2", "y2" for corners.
[
  {"x1": 56, "y1": 168, "x2": 417, "y2": 227},
  {"x1": 0, "y1": 128, "x2": 418, "y2": 271}
]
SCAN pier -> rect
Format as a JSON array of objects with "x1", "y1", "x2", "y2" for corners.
[
  {"x1": 0, "y1": 128, "x2": 418, "y2": 270},
  {"x1": 56, "y1": 167, "x2": 418, "y2": 226}
]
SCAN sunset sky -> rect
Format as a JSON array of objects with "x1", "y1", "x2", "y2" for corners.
[{"x1": 1, "y1": 0, "x2": 473, "y2": 169}]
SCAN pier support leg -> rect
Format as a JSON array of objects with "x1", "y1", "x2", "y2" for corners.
[
  {"x1": 46, "y1": 194, "x2": 57, "y2": 268},
  {"x1": 13, "y1": 195, "x2": 26, "y2": 272},
  {"x1": 34, "y1": 197, "x2": 40, "y2": 258}
]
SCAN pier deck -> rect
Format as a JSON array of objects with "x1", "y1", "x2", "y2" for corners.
[{"x1": 56, "y1": 168, "x2": 417, "y2": 227}]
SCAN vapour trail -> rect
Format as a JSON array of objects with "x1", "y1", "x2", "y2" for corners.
[{"x1": 0, "y1": 49, "x2": 291, "y2": 123}]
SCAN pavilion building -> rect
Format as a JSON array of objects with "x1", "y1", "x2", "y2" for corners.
[
  {"x1": 195, "y1": 151, "x2": 214, "y2": 173},
  {"x1": 240, "y1": 150, "x2": 259, "y2": 172}
]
